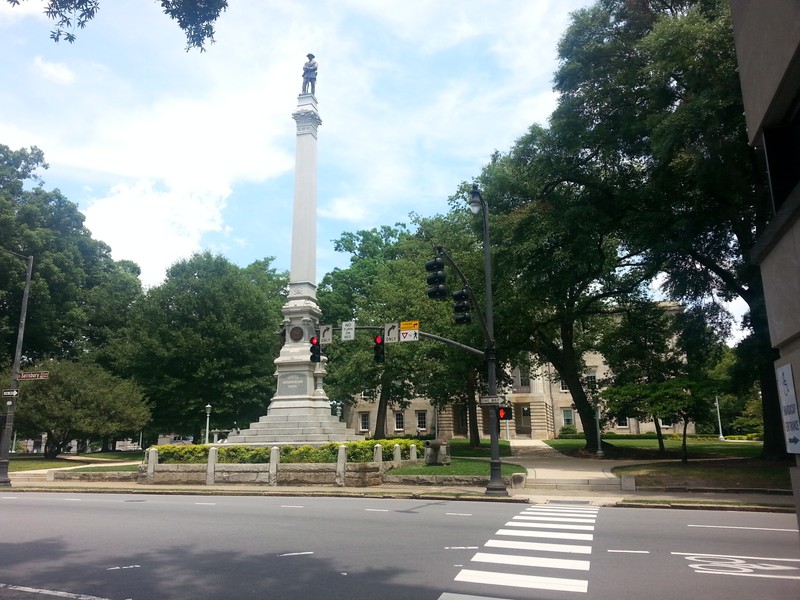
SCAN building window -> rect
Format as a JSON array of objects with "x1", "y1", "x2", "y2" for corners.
[
  {"x1": 562, "y1": 409, "x2": 574, "y2": 427},
  {"x1": 394, "y1": 411, "x2": 404, "y2": 431},
  {"x1": 617, "y1": 416, "x2": 629, "y2": 428},
  {"x1": 359, "y1": 412, "x2": 370, "y2": 432},
  {"x1": 416, "y1": 411, "x2": 427, "y2": 431},
  {"x1": 585, "y1": 373, "x2": 597, "y2": 392},
  {"x1": 560, "y1": 379, "x2": 569, "y2": 392}
]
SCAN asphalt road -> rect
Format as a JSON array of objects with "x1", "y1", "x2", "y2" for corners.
[{"x1": 1, "y1": 493, "x2": 798, "y2": 599}]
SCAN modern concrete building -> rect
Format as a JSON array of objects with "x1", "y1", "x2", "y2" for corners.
[{"x1": 729, "y1": 0, "x2": 800, "y2": 524}]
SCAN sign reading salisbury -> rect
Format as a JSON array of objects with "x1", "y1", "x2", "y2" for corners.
[
  {"x1": 776, "y1": 364, "x2": 800, "y2": 454},
  {"x1": 18, "y1": 371, "x2": 49, "y2": 380}
]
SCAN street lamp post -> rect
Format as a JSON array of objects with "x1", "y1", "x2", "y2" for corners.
[
  {"x1": 0, "y1": 252, "x2": 33, "y2": 487},
  {"x1": 715, "y1": 396, "x2": 725, "y2": 441},
  {"x1": 205, "y1": 404, "x2": 212, "y2": 445},
  {"x1": 469, "y1": 184, "x2": 507, "y2": 497}
]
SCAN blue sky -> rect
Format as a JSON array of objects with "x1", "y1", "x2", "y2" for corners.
[{"x1": 2, "y1": 1, "x2": 598, "y2": 287}]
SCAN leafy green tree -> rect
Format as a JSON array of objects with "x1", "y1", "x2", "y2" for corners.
[
  {"x1": 475, "y1": 126, "x2": 658, "y2": 451},
  {"x1": 1, "y1": 144, "x2": 143, "y2": 364},
  {"x1": 5, "y1": 0, "x2": 228, "y2": 50},
  {"x1": 550, "y1": 0, "x2": 783, "y2": 457},
  {"x1": 13, "y1": 359, "x2": 150, "y2": 458},
  {"x1": 104, "y1": 252, "x2": 287, "y2": 438}
]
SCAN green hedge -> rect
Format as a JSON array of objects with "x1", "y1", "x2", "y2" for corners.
[{"x1": 153, "y1": 439, "x2": 422, "y2": 465}]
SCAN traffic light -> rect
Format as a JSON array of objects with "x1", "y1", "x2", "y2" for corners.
[
  {"x1": 497, "y1": 405, "x2": 513, "y2": 421},
  {"x1": 373, "y1": 334, "x2": 385, "y2": 363},
  {"x1": 452, "y1": 288, "x2": 471, "y2": 325},
  {"x1": 310, "y1": 336, "x2": 321, "y2": 362},
  {"x1": 425, "y1": 256, "x2": 448, "y2": 300}
]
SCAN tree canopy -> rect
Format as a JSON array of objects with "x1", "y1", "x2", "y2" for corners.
[{"x1": 6, "y1": 0, "x2": 228, "y2": 50}]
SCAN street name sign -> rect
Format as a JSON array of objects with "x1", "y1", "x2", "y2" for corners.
[
  {"x1": 2, "y1": 389, "x2": 19, "y2": 397},
  {"x1": 340, "y1": 320, "x2": 356, "y2": 341},
  {"x1": 478, "y1": 396, "x2": 500, "y2": 406},
  {"x1": 384, "y1": 323, "x2": 399, "y2": 344},
  {"x1": 776, "y1": 364, "x2": 800, "y2": 454},
  {"x1": 18, "y1": 371, "x2": 49, "y2": 380},
  {"x1": 399, "y1": 320, "x2": 419, "y2": 342}
]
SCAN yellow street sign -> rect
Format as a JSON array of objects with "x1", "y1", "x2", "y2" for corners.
[{"x1": 399, "y1": 320, "x2": 419, "y2": 331}]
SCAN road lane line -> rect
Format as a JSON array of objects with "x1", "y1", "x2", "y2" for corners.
[
  {"x1": 485, "y1": 539, "x2": 592, "y2": 554},
  {"x1": 446, "y1": 513, "x2": 473, "y2": 516},
  {"x1": 472, "y1": 551, "x2": 590, "y2": 571},
  {"x1": 455, "y1": 569, "x2": 588, "y2": 593},
  {"x1": 194, "y1": 502, "x2": 216, "y2": 505},
  {"x1": 496, "y1": 528, "x2": 593, "y2": 541},
  {"x1": 281, "y1": 505, "x2": 304, "y2": 508},
  {"x1": 688, "y1": 524, "x2": 798, "y2": 533},
  {"x1": 365, "y1": 508, "x2": 389, "y2": 512},
  {"x1": 278, "y1": 551, "x2": 314, "y2": 557},
  {"x1": 0, "y1": 583, "x2": 115, "y2": 599},
  {"x1": 438, "y1": 593, "x2": 515, "y2": 600},
  {"x1": 608, "y1": 550, "x2": 650, "y2": 554}
]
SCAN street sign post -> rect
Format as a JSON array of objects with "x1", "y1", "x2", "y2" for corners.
[
  {"x1": 399, "y1": 320, "x2": 419, "y2": 342},
  {"x1": 478, "y1": 396, "x2": 500, "y2": 406},
  {"x1": 2, "y1": 389, "x2": 19, "y2": 398},
  {"x1": 18, "y1": 372, "x2": 48, "y2": 380},
  {"x1": 319, "y1": 325, "x2": 333, "y2": 345},
  {"x1": 340, "y1": 320, "x2": 355, "y2": 341},
  {"x1": 776, "y1": 364, "x2": 800, "y2": 454},
  {"x1": 384, "y1": 323, "x2": 399, "y2": 344}
]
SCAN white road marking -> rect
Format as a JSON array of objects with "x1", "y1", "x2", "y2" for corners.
[
  {"x1": 439, "y1": 593, "x2": 516, "y2": 600},
  {"x1": 0, "y1": 583, "x2": 116, "y2": 599},
  {"x1": 278, "y1": 551, "x2": 314, "y2": 557},
  {"x1": 1, "y1": 496, "x2": 19, "y2": 499},
  {"x1": 472, "y1": 551, "x2": 590, "y2": 571},
  {"x1": 281, "y1": 505, "x2": 304, "y2": 508},
  {"x1": 688, "y1": 524, "x2": 798, "y2": 533},
  {"x1": 673, "y1": 552, "x2": 800, "y2": 580},
  {"x1": 485, "y1": 539, "x2": 592, "y2": 554},
  {"x1": 455, "y1": 569, "x2": 588, "y2": 593},
  {"x1": 608, "y1": 550, "x2": 650, "y2": 554},
  {"x1": 497, "y1": 528, "x2": 593, "y2": 541},
  {"x1": 446, "y1": 513, "x2": 473, "y2": 516},
  {"x1": 194, "y1": 502, "x2": 216, "y2": 506},
  {"x1": 63, "y1": 498, "x2": 82, "y2": 502},
  {"x1": 365, "y1": 508, "x2": 389, "y2": 512},
  {"x1": 444, "y1": 546, "x2": 480, "y2": 550},
  {"x1": 515, "y1": 515, "x2": 596, "y2": 524},
  {"x1": 505, "y1": 521, "x2": 595, "y2": 531},
  {"x1": 107, "y1": 565, "x2": 141, "y2": 570}
]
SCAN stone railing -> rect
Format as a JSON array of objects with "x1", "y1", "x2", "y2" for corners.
[{"x1": 138, "y1": 443, "x2": 420, "y2": 487}]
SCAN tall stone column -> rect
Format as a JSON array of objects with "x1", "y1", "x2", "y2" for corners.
[{"x1": 225, "y1": 57, "x2": 357, "y2": 446}]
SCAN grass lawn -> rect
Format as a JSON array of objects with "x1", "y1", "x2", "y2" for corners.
[
  {"x1": 545, "y1": 438, "x2": 793, "y2": 490},
  {"x1": 389, "y1": 457, "x2": 526, "y2": 477},
  {"x1": 70, "y1": 464, "x2": 141, "y2": 473},
  {"x1": 446, "y1": 438, "x2": 512, "y2": 458},
  {"x1": 9, "y1": 450, "x2": 144, "y2": 472}
]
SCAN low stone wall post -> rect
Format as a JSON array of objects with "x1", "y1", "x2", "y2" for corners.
[
  {"x1": 146, "y1": 447, "x2": 157, "y2": 484},
  {"x1": 335, "y1": 445, "x2": 347, "y2": 487},
  {"x1": 393, "y1": 444, "x2": 401, "y2": 468},
  {"x1": 373, "y1": 444, "x2": 382, "y2": 471},
  {"x1": 206, "y1": 447, "x2": 218, "y2": 485},
  {"x1": 410, "y1": 444, "x2": 417, "y2": 461},
  {"x1": 269, "y1": 446, "x2": 279, "y2": 486}
]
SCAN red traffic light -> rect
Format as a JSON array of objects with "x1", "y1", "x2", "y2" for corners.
[
  {"x1": 310, "y1": 336, "x2": 319, "y2": 345},
  {"x1": 374, "y1": 335, "x2": 383, "y2": 344}
]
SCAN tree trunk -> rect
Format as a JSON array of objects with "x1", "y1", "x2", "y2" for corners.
[
  {"x1": 681, "y1": 420, "x2": 689, "y2": 463},
  {"x1": 467, "y1": 373, "x2": 481, "y2": 447},
  {"x1": 653, "y1": 417, "x2": 666, "y2": 454},
  {"x1": 749, "y1": 304, "x2": 786, "y2": 459},
  {"x1": 44, "y1": 435, "x2": 62, "y2": 459},
  {"x1": 373, "y1": 386, "x2": 389, "y2": 440}
]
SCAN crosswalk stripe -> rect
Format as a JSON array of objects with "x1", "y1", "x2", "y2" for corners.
[
  {"x1": 523, "y1": 510, "x2": 598, "y2": 517},
  {"x1": 505, "y1": 521, "x2": 596, "y2": 531},
  {"x1": 472, "y1": 551, "x2": 590, "y2": 571},
  {"x1": 485, "y1": 539, "x2": 592, "y2": 554},
  {"x1": 514, "y1": 515, "x2": 596, "y2": 524},
  {"x1": 455, "y1": 569, "x2": 588, "y2": 593},
  {"x1": 496, "y1": 528, "x2": 593, "y2": 541},
  {"x1": 438, "y1": 593, "x2": 515, "y2": 600}
]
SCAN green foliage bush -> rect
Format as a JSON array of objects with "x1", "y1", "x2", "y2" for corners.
[
  {"x1": 152, "y1": 439, "x2": 423, "y2": 464},
  {"x1": 558, "y1": 425, "x2": 579, "y2": 438}
]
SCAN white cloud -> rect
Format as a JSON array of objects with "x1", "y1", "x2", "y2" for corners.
[
  {"x1": 32, "y1": 55, "x2": 75, "y2": 84},
  {"x1": 83, "y1": 180, "x2": 228, "y2": 287}
]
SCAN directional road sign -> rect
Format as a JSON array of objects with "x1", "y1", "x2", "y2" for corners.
[
  {"x1": 478, "y1": 396, "x2": 500, "y2": 406},
  {"x1": 341, "y1": 320, "x2": 356, "y2": 341},
  {"x1": 2, "y1": 389, "x2": 19, "y2": 398},
  {"x1": 319, "y1": 325, "x2": 333, "y2": 345},
  {"x1": 399, "y1": 320, "x2": 419, "y2": 342},
  {"x1": 384, "y1": 323, "x2": 399, "y2": 344},
  {"x1": 776, "y1": 364, "x2": 800, "y2": 454}
]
